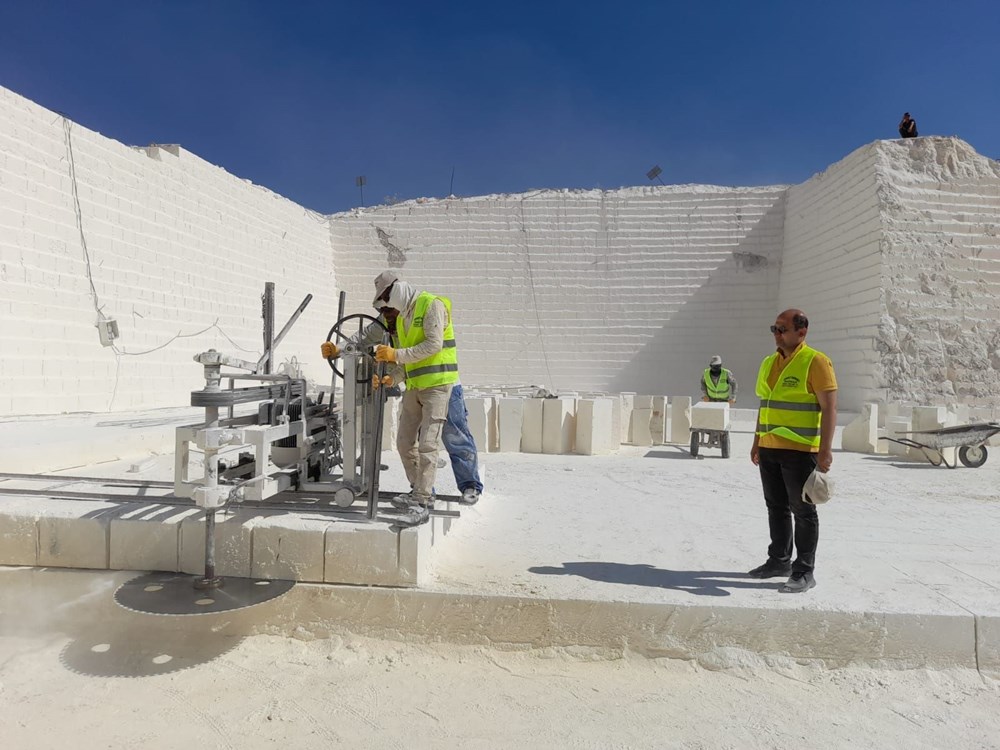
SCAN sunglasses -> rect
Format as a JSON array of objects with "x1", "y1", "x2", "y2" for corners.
[{"x1": 770, "y1": 325, "x2": 789, "y2": 334}]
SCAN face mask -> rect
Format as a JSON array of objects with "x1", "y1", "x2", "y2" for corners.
[
  {"x1": 710, "y1": 366, "x2": 722, "y2": 375},
  {"x1": 386, "y1": 282, "x2": 409, "y2": 312}
]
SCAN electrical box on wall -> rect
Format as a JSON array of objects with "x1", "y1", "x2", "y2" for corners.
[{"x1": 97, "y1": 317, "x2": 119, "y2": 347}]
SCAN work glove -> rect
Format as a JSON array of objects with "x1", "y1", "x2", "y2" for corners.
[
  {"x1": 374, "y1": 344, "x2": 397, "y2": 363},
  {"x1": 729, "y1": 399, "x2": 736, "y2": 406},
  {"x1": 371, "y1": 374, "x2": 395, "y2": 390},
  {"x1": 320, "y1": 341, "x2": 341, "y2": 359}
]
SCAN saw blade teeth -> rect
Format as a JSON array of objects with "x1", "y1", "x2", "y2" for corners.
[{"x1": 114, "y1": 572, "x2": 294, "y2": 616}]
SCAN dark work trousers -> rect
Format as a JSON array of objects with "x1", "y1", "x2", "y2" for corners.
[{"x1": 758, "y1": 447, "x2": 819, "y2": 573}]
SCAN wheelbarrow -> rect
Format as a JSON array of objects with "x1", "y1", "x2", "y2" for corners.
[
  {"x1": 879, "y1": 422, "x2": 1000, "y2": 468},
  {"x1": 690, "y1": 427, "x2": 731, "y2": 459}
]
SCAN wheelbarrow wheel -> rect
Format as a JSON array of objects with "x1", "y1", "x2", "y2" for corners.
[
  {"x1": 689, "y1": 431, "x2": 699, "y2": 457},
  {"x1": 720, "y1": 432, "x2": 731, "y2": 459},
  {"x1": 958, "y1": 445, "x2": 988, "y2": 468}
]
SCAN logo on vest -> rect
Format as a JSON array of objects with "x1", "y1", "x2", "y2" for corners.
[
  {"x1": 781, "y1": 375, "x2": 800, "y2": 388},
  {"x1": 413, "y1": 315, "x2": 424, "y2": 327}
]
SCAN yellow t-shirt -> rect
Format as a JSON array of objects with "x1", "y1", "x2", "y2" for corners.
[{"x1": 758, "y1": 342, "x2": 838, "y2": 452}]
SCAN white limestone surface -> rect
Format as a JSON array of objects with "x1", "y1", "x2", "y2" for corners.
[
  {"x1": 2, "y1": 570, "x2": 998, "y2": 750},
  {"x1": 0, "y1": 86, "x2": 337, "y2": 417}
]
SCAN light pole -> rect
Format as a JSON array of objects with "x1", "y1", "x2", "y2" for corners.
[{"x1": 646, "y1": 165, "x2": 665, "y2": 185}]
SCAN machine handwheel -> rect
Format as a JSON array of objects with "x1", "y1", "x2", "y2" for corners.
[
  {"x1": 720, "y1": 432, "x2": 731, "y2": 459},
  {"x1": 325, "y1": 313, "x2": 390, "y2": 379},
  {"x1": 689, "y1": 431, "x2": 699, "y2": 457},
  {"x1": 958, "y1": 445, "x2": 988, "y2": 468}
]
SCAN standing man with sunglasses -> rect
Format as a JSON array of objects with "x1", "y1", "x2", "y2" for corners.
[{"x1": 748, "y1": 309, "x2": 837, "y2": 593}]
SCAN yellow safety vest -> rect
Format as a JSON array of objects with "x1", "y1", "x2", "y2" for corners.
[
  {"x1": 703, "y1": 369, "x2": 730, "y2": 400},
  {"x1": 395, "y1": 292, "x2": 459, "y2": 389},
  {"x1": 755, "y1": 345, "x2": 822, "y2": 448}
]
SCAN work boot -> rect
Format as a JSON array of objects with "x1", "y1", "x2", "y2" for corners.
[
  {"x1": 458, "y1": 488, "x2": 481, "y2": 506},
  {"x1": 390, "y1": 491, "x2": 416, "y2": 510},
  {"x1": 747, "y1": 560, "x2": 792, "y2": 579},
  {"x1": 780, "y1": 571, "x2": 816, "y2": 593},
  {"x1": 393, "y1": 504, "x2": 431, "y2": 527}
]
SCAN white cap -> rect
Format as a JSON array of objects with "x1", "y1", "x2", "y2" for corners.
[
  {"x1": 372, "y1": 270, "x2": 399, "y2": 308},
  {"x1": 802, "y1": 469, "x2": 834, "y2": 505},
  {"x1": 709, "y1": 355, "x2": 722, "y2": 366}
]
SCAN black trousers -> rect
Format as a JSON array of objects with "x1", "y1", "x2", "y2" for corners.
[{"x1": 758, "y1": 447, "x2": 819, "y2": 573}]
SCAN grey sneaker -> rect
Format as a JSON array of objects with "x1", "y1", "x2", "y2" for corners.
[
  {"x1": 780, "y1": 571, "x2": 816, "y2": 593},
  {"x1": 459, "y1": 488, "x2": 481, "y2": 505}
]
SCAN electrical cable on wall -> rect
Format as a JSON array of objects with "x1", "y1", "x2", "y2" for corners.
[{"x1": 63, "y1": 117, "x2": 260, "y2": 411}]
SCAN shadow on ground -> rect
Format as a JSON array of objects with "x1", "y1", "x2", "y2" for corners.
[{"x1": 528, "y1": 561, "x2": 782, "y2": 597}]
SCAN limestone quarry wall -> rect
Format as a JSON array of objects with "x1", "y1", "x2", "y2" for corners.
[
  {"x1": 3, "y1": 76, "x2": 999, "y2": 418},
  {"x1": 330, "y1": 187, "x2": 787, "y2": 399},
  {"x1": 0, "y1": 86, "x2": 337, "y2": 416},
  {"x1": 874, "y1": 138, "x2": 1000, "y2": 406},
  {"x1": 780, "y1": 143, "x2": 885, "y2": 411}
]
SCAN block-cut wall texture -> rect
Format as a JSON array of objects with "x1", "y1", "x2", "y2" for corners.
[
  {"x1": 0, "y1": 86, "x2": 337, "y2": 416},
  {"x1": 330, "y1": 186, "x2": 787, "y2": 405},
  {"x1": 2, "y1": 82, "x2": 1000, "y2": 416}
]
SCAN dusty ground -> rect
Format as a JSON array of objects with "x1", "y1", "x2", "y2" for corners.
[
  {"x1": 1, "y1": 624, "x2": 998, "y2": 750},
  {"x1": 4, "y1": 414, "x2": 1000, "y2": 747}
]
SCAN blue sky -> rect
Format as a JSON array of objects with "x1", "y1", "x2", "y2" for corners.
[{"x1": 1, "y1": 1, "x2": 997, "y2": 213}]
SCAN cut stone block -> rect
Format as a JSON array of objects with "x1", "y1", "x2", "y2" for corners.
[
  {"x1": 109, "y1": 505, "x2": 197, "y2": 572},
  {"x1": 669, "y1": 397, "x2": 692, "y2": 444},
  {"x1": 397, "y1": 522, "x2": 434, "y2": 586},
  {"x1": 691, "y1": 402, "x2": 730, "y2": 431},
  {"x1": 913, "y1": 406, "x2": 947, "y2": 432},
  {"x1": 325, "y1": 524, "x2": 409, "y2": 586},
  {"x1": 912, "y1": 406, "x2": 955, "y2": 463},
  {"x1": 885, "y1": 418, "x2": 915, "y2": 458},
  {"x1": 0, "y1": 504, "x2": 38, "y2": 566},
  {"x1": 38, "y1": 502, "x2": 115, "y2": 570},
  {"x1": 651, "y1": 396, "x2": 667, "y2": 445},
  {"x1": 250, "y1": 516, "x2": 333, "y2": 582},
  {"x1": 179, "y1": 511, "x2": 253, "y2": 578},
  {"x1": 628, "y1": 408, "x2": 653, "y2": 446},
  {"x1": 884, "y1": 403, "x2": 914, "y2": 426},
  {"x1": 633, "y1": 395, "x2": 654, "y2": 409},
  {"x1": 610, "y1": 397, "x2": 623, "y2": 449},
  {"x1": 576, "y1": 398, "x2": 614, "y2": 456},
  {"x1": 465, "y1": 397, "x2": 490, "y2": 453},
  {"x1": 487, "y1": 397, "x2": 499, "y2": 451},
  {"x1": 521, "y1": 399, "x2": 544, "y2": 453},
  {"x1": 498, "y1": 398, "x2": 524, "y2": 452},
  {"x1": 841, "y1": 403, "x2": 879, "y2": 454},
  {"x1": 950, "y1": 404, "x2": 971, "y2": 425},
  {"x1": 542, "y1": 398, "x2": 575, "y2": 454},
  {"x1": 619, "y1": 394, "x2": 635, "y2": 443}
]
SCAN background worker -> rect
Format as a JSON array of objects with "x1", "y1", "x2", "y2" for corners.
[
  {"x1": 700, "y1": 355, "x2": 737, "y2": 405},
  {"x1": 748, "y1": 309, "x2": 837, "y2": 594},
  {"x1": 898, "y1": 112, "x2": 918, "y2": 138}
]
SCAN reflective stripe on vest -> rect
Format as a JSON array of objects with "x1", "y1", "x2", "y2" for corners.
[
  {"x1": 395, "y1": 292, "x2": 460, "y2": 389},
  {"x1": 703, "y1": 369, "x2": 730, "y2": 399},
  {"x1": 754, "y1": 345, "x2": 822, "y2": 447}
]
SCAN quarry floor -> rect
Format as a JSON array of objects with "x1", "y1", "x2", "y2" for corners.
[{"x1": 2, "y1": 408, "x2": 1000, "y2": 746}]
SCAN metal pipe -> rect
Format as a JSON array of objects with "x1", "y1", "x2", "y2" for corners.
[
  {"x1": 366, "y1": 330, "x2": 391, "y2": 521},
  {"x1": 262, "y1": 282, "x2": 275, "y2": 375},
  {"x1": 255, "y1": 293, "x2": 313, "y2": 373}
]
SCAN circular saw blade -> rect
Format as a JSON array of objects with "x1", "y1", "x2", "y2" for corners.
[{"x1": 114, "y1": 572, "x2": 295, "y2": 616}]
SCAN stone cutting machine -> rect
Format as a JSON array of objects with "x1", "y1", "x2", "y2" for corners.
[{"x1": 172, "y1": 286, "x2": 393, "y2": 593}]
